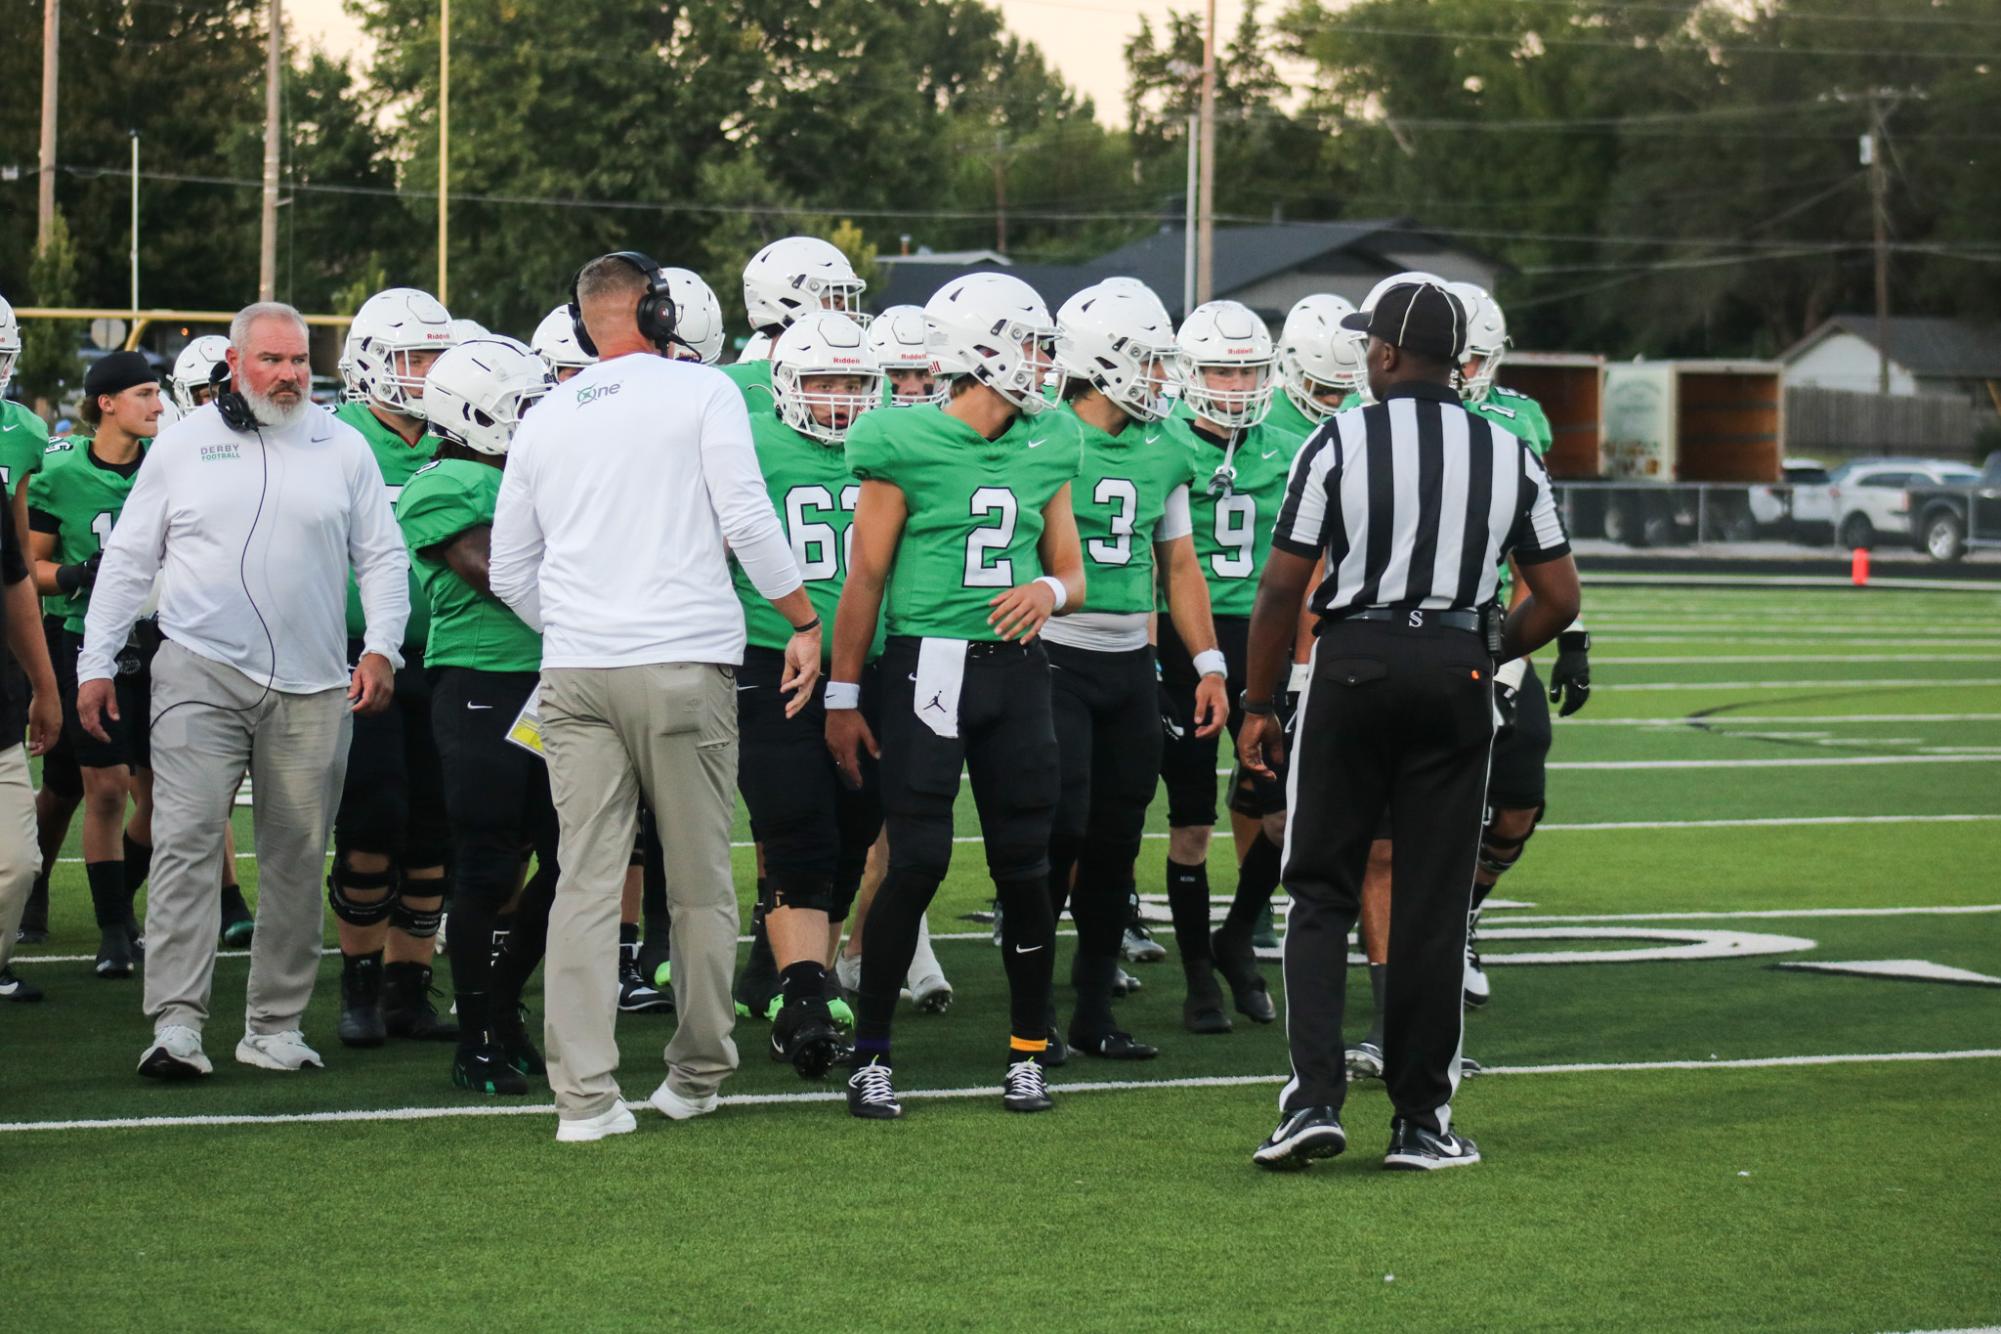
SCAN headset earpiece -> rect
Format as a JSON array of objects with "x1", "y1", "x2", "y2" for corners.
[
  {"x1": 569, "y1": 250, "x2": 682, "y2": 360},
  {"x1": 211, "y1": 360, "x2": 258, "y2": 432}
]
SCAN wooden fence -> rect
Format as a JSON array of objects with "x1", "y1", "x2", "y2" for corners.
[{"x1": 1784, "y1": 386, "x2": 1996, "y2": 459}]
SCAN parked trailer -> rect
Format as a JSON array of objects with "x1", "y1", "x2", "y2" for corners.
[{"x1": 1496, "y1": 352, "x2": 1603, "y2": 480}]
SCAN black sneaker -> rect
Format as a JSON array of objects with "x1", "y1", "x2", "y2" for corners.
[
  {"x1": 1182, "y1": 964, "x2": 1234, "y2": 1035},
  {"x1": 1383, "y1": 1119, "x2": 1482, "y2": 1171},
  {"x1": 1069, "y1": 1028, "x2": 1158, "y2": 1061},
  {"x1": 219, "y1": 886, "x2": 255, "y2": 948},
  {"x1": 1002, "y1": 1057, "x2": 1054, "y2": 1113},
  {"x1": 1250, "y1": 901, "x2": 1281, "y2": 951},
  {"x1": 1040, "y1": 1026, "x2": 1070, "y2": 1069},
  {"x1": 847, "y1": 1057, "x2": 904, "y2": 1120},
  {"x1": 452, "y1": 1039, "x2": 530, "y2": 1095},
  {"x1": 770, "y1": 1001, "x2": 843, "y2": 1080},
  {"x1": 0, "y1": 967, "x2": 44, "y2": 1003},
  {"x1": 492, "y1": 1002, "x2": 545, "y2": 1076},
  {"x1": 1460, "y1": 1055, "x2": 1485, "y2": 1078},
  {"x1": 94, "y1": 924, "x2": 135, "y2": 979},
  {"x1": 1120, "y1": 923, "x2": 1166, "y2": 963},
  {"x1": 619, "y1": 958, "x2": 674, "y2": 1014},
  {"x1": 1211, "y1": 928, "x2": 1276, "y2": 1024},
  {"x1": 1253, "y1": 1106, "x2": 1346, "y2": 1171},
  {"x1": 383, "y1": 962, "x2": 460, "y2": 1041},
  {"x1": 338, "y1": 952, "x2": 387, "y2": 1048},
  {"x1": 17, "y1": 878, "x2": 49, "y2": 943}
]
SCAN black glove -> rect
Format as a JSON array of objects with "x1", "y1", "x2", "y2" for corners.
[
  {"x1": 56, "y1": 552, "x2": 102, "y2": 596},
  {"x1": 1547, "y1": 629, "x2": 1592, "y2": 717}
]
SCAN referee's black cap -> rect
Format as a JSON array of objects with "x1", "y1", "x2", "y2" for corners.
[{"x1": 1340, "y1": 282, "x2": 1468, "y2": 362}]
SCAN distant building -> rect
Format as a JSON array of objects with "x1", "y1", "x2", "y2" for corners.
[{"x1": 1781, "y1": 314, "x2": 2001, "y2": 405}]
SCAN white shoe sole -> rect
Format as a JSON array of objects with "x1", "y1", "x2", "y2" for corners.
[
  {"x1": 1253, "y1": 1124, "x2": 1347, "y2": 1168},
  {"x1": 1384, "y1": 1147, "x2": 1482, "y2": 1171},
  {"x1": 235, "y1": 1039, "x2": 324, "y2": 1072},
  {"x1": 649, "y1": 1078, "x2": 719, "y2": 1121},
  {"x1": 555, "y1": 1103, "x2": 638, "y2": 1143},
  {"x1": 138, "y1": 1042, "x2": 213, "y2": 1078},
  {"x1": 909, "y1": 977, "x2": 953, "y2": 1013}
]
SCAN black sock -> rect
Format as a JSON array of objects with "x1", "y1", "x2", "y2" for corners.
[
  {"x1": 24, "y1": 870, "x2": 50, "y2": 926},
  {"x1": 619, "y1": 921, "x2": 639, "y2": 970},
  {"x1": 455, "y1": 989, "x2": 492, "y2": 1041},
  {"x1": 121, "y1": 833, "x2": 153, "y2": 916},
  {"x1": 996, "y1": 875, "x2": 1055, "y2": 1042},
  {"x1": 1166, "y1": 859, "x2": 1212, "y2": 963},
  {"x1": 1069, "y1": 951, "x2": 1118, "y2": 1036},
  {"x1": 1364, "y1": 962, "x2": 1387, "y2": 1048},
  {"x1": 86, "y1": 860, "x2": 126, "y2": 928},
  {"x1": 1472, "y1": 877, "x2": 1497, "y2": 912},
  {"x1": 780, "y1": 960, "x2": 827, "y2": 1008},
  {"x1": 857, "y1": 865, "x2": 940, "y2": 1047},
  {"x1": 1222, "y1": 833, "x2": 1282, "y2": 938}
]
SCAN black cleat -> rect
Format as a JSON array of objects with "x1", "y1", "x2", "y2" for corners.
[
  {"x1": 452, "y1": 1040, "x2": 530, "y2": 1095},
  {"x1": 94, "y1": 924, "x2": 134, "y2": 979},
  {"x1": 1182, "y1": 964, "x2": 1234, "y2": 1035},
  {"x1": 1039, "y1": 1027, "x2": 1069, "y2": 1069},
  {"x1": 771, "y1": 1001, "x2": 843, "y2": 1080},
  {"x1": 1212, "y1": 928, "x2": 1276, "y2": 1024},
  {"x1": 383, "y1": 962, "x2": 459, "y2": 1041},
  {"x1": 847, "y1": 1058, "x2": 904, "y2": 1120},
  {"x1": 337, "y1": 952, "x2": 387, "y2": 1048},
  {"x1": 619, "y1": 958, "x2": 675, "y2": 1014},
  {"x1": 1002, "y1": 1057, "x2": 1054, "y2": 1113},
  {"x1": 16, "y1": 878, "x2": 49, "y2": 943},
  {"x1": 0, "y1": 967, "x2": 44, "y2": 1003},
  {"x1": 1383, "y1": 1118, "x2": 1482, "y2": 1171},
  {"x1": 1253, "y1": 1106, "x2": 1346, "y2": 1171},
  {"x1": 219, "y1": 886, "x2": 255, "y2": 948},
  {"x1": 492, "y1": 1001, "x2": 545, "y2": 1076},
  {"x1": 1069, "y1": 1028, "x2": 1158, "y2": 1061},
  {"x1": 13, "y1": 924, "x2": 48, "y2": 946}
]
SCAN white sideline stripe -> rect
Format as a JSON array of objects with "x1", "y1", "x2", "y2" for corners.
[
  {"x1": 1606, "y1": 678, "x2": 2001, "y2": 691},
  {"x1": 1596, "y1": 654, "x2": 2001, "y2": 665},
  {"x1": 1558, "y1": 713, "x2": 2001, "y2": 726},
  {"x1": 5, "y1": 1049, "x2": 1997, "y2": 1135},
  {"x1": 1583, "y1": 572, "x2": 2001, "y2": 592},
  {"x1": 1547, "y1": 754, "x2": 2001, "y2": 771},
  {"x1": 1492, "y1": 904, "x2": 2001, "y2": 924}
]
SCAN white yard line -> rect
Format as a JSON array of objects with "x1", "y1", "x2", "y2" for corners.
[
  {"x1": 1555, "y1": 714, "x2": 2001, "y2": 726},
  {"x1": 1595, "y1": 654, "x2": 2001, "y2": 665},
  {"x1": 4, "y1": 1048, "x2": 1996, "y2": 1135},
  {"x1": 1547, "y1": 754, "x2": 2001, "y2": 771},
  {"x1": 1603, "y1": 678, "x2": 2001, "y2": 691}
]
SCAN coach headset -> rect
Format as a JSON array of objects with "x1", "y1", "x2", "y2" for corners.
[{"x1": 567, "y1": 250, "x2": 692, "y2": 358}]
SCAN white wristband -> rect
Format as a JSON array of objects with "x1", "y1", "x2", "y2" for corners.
[
  {"x1": 1037, "y1": 575, "x2": 1068, "y2": 612},
  {"x1": 1287, "y1": 661, "x2": 1311, "y2": 693},
  {"x1": 1193, "y1": 648, "x2": 1228, "y2": 679},
  {"x1": 823, "y1": 681, "x2": 861, "y2": 710}
]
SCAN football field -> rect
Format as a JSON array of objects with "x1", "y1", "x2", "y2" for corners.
[{"x1": 6, "y1": 580, "x2": 2000, "y2": 1332}]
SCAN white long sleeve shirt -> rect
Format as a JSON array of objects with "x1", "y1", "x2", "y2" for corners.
[
  {"x1": 489, "y1": 352, "x2": 802, "y2": 670},
  {"x1": 79, "y1": 402, "x2": 409, "y2": 692}
]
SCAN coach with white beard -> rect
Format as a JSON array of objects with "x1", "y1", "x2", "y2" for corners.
[{"x1": 77, "y1": 301, "x2": 410, "y2": 1081}]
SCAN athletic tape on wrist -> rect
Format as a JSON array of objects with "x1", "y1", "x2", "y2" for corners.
[
  {"x1": 1286, "y1": 661, "x2": 1310, "y2": 693},
  {"x1": 823, "y1": 681, "x2": 861, "y2": 710},
  {"x1": 1036, "y1": 575, "x2": 1068, "y2": 612},
  {"x1": 1194, "y1": 649, "x2": 1228, "y2": 679}
]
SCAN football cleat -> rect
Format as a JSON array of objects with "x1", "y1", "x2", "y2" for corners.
[
  {"x1": 1250, "y1": 902, "x2": 1281, "y2": 951},
  {"x1": 1211, "y1": 929, "x2": 1276, "y2": 1024},
  {"x1": 383, "y1": 963, "x2": 459, "y2": 1042},
  {"x1": 847, "y1": 1058, "x2": 904, "y2": 1120},
  {"x1": 1345, "y1": 1041, "x2": 1385, "y2": 1081},
  {"x1": 1120, "y1": 924, "x2": 1166, "y2": 964},
  {"x1": 219, "y1": 886, "x2": 255, "y2": 948},
  {"x1": 770, "y1": 1002, "x2": 843, "y2": 1080},
  {"x1": 1253, "y1": 1106, "x2": 1346, "y2": 1171},
  {"x1": 0, "y1": 967, "x2": 43, "y2": 1003},
  {"x1": 453, "y1": 1040, "x2": 530, "y2": 1095},
  {"x1": 1384, "y1": 1119, "x2": 1482, "y2": 1171},
  {"x1": 337, "y1": 952, "x2": 387, "y2": 1048},
  {"x1": 1464, "y1": 912, "x2": 1491, "y2": 1008},
  {"x1": 492, "y1": 1002, "x2": 545, "y2": 1077},
  {"x1": 1002, "y1": 1058, "x2": 1054, "y2": 1114},
  {"x1": 1069, "y1": 1029, "x2": 1158, "y2": 1061},
  {"x1": 94, "y1": 924, "x2": 134, "y2": 979},
  {"x1": 620, "y1": 959, "x2": 675, "y2": 1014},
  {"x1": 1182, "y1": 966, "x2": 1234, "y2": 1035},
  {"x1": 1111, "y1": 967, "x2": 1143, "y2": 998}
]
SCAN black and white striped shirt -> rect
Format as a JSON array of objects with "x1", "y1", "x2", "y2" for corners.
[{"x1": 1272, "y1": 381, "x2": 1569, "y2": 618}]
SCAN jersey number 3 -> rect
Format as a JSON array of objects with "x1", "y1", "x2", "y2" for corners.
[{"x1": 964, "y1": 486, "x2": 1018, "y2": 588}]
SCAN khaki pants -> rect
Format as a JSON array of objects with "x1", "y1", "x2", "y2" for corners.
[
  {"x1": 0, "y1": 744, "x2": 38, "y2": 972},
  {"x1": 144, "y1": 641, "x2": 351, "y2": 1036},
  {"x1": 540, "y1": 662, "x2": 740, "y2": 1120}
]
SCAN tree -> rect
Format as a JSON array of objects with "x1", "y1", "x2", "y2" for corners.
[{"x1": 20, "y1": 211, "x2": 81, "y2": 409}]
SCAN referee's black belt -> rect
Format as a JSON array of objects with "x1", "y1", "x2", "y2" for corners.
[{"x1": 1332, "y1": 607, "x2": 1482, "y2": 633}]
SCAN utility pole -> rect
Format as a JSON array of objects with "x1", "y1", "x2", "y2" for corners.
[
  {"x1": 1196, "y1": 0, "x2": 1218, "y2": 305},
  {"x1": 1183, "y1": 110, "x2": 1198, "y2": 319},
  {"x1": 259, "y1": 0, "x2": 281, "y2": 300},
  {"x1": 992, "y1": 132, "x2": 1008, "y2": 256},
  {"x1": 1866, "y1": 95, "x2": 1890, "y2": 397},
  {"x1": 129, "y1": 132, "x2": 139, "y2": 311},
  {"x1": 38, "y1": 0, "x2": 58, "y2": 246},
  {"x1": 438, "y1": 0, "x2": 450, "y2": 304}
]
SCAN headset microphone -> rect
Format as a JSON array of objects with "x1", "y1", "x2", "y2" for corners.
[{"x1": 210, "y1": 360, "x2": 259, "y2": 432}]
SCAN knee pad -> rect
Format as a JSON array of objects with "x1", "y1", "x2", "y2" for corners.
[
  {"x1": 767, "y1": 870, "x2": 835, "y2": 916},
  {"x1": 390, "y1": 887, "x2": 445, "y2": 940},
  {"x1": 328, "y1": 863, "x2": 396, "y2": 927},
  {"x1": 1479, "y1": 805, "x2": 1545, "y2": 878}
]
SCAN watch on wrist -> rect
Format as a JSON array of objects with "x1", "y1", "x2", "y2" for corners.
[{"x1": 1239, "y1": 690, "x2": 1278, "y2": 717}]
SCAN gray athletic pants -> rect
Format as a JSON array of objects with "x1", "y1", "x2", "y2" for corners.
[
  {"x1": 539, "y1": 662, "x2": 740, "y2": 1122},
  {"x1": 0, "y1": 743, "x2": 37, "y2": 971},
  {"x1": 144, "y1": 641, "x2": 350, "y2": 1037}
]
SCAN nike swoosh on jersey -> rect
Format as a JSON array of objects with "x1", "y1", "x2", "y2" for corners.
[
  {"x1": 1260, "y1": 448, "x2": 1279, "y2": 459},
  {"x1": 1026, "y1": 438, "x2": 1048, "y2": 448}
]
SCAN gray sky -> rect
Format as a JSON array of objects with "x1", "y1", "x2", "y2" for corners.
[{"x1": 284, "y1": 0, "x2": 1286, "y2": 127}]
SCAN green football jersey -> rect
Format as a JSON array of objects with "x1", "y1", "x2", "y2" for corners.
[
  {"x1": 1159, "y1": 413, "x2": 1302, "y2": 619},
  {"x1": 1, "y1": 399, "x2": 50, "y2": 497},
  {"x1": 723, "y1": 360, "x2": 777, "y2": 409},
  {"x1": 1064, "y1": 403, "x2": 1197, "y2": 616},
  {"x1": 1475, "y1": 387, "x2": 1551, "y2": 603},
  {"x1": 844, "y1": 404, "x2": 1082, "y2": 642},
  {"x1": 336, "y1": 400, "x2": 433, "y2": 650},
  {"x1": 1261, "y1": 388, "x2": 1326, "y2": 448},
  {"x1": 396, "y1": 457, "x2": 541, "y2": 674},
  {"x1": 26, "y1": 436, "x2": 148, "y2": 633},
  {"x1": 733, "y1": 407, "x2": 883, "y2": 660}
]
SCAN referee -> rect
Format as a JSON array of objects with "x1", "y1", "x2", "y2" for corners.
[{"x1": 1235, "y1": 281, "x2": 1580, "y2": 1172}]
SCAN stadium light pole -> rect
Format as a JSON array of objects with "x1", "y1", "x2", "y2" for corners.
[
  {"x1": 38, "y1": 0, "x2": 58, "y2": 247},
  {"x1": 438, "y1": 0, "x2": 450, "y2": 305},
  {"x1": 259, "y1": 0, "x2": 281, "y2": 301}
]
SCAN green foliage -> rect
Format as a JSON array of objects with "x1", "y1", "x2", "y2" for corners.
[{"x1": 19, "y1": 212, "x2": 81, "y2": 405}]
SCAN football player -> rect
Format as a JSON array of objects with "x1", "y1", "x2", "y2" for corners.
[
  {"x1": 1044, "y1": 279, "x2": 1227, "y2": 1061},
  {"x1": 827, "y1": 271, "x2": 1084, "y2": 1118},
  {"x1": 865, "y1": 305, "x2": 943, "y2": 406},
  {"x1": 1156, "y1": 300, "x2": 1297, "y2": 1034},
  {"x1": 26, "y1": 353, "x2": 161, "y2": 977},
  {"x1": 530, "y1": 306, "x2": 596, "y2": 385},
  {"x1": 328, "y1": 287, "x2": 459, "y2": 1047},
  {"x1": 728, "y1": 236, "x2": 866, "y2": 376},
  {"x1": 726, "y1": 310, "x2": 884, "y2": 1077},
  {"x1": 396, "y1": 336, "x2": 557, "y2": 1094},
  {"x1": 154, "y1": 335, "x2": 231, "y2": 431},
  {"x1": 661, "y1": 267, "x2": 727, "y2": 366}
]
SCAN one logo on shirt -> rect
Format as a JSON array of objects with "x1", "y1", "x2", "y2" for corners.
[
  {"x1": 200, "y1": 442, "x2": 242, "y2": 463},
  {"x1": 575, "y1": 383, "x2": 621, "y2": 406}
]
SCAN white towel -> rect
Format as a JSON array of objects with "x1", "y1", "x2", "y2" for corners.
[{"x1": 913, "y1": 637, "x2": 969, "y2": 738}]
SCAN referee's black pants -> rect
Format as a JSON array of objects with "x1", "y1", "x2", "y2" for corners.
[{"x1": 1280, "y1": 618, "x2": 1493, "y2": 1133}]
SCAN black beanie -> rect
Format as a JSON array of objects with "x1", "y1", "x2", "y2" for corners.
[{"x1": 83, "y1": 350, "x2": 158, "y2": 402}]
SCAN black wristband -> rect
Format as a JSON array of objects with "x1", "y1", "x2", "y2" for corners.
[
  {"x1": 791, "y1": 616, "x2": 821, "y2": 635},
  {"x1": 1239, "y1": 690, "x2": 1278, "y2": 717},
  {"x1": 56, "y1": 562, "x2": 90, "y2": 595}
]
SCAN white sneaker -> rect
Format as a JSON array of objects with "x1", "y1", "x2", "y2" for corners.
[
  {"x1": 555, "y1": 1102, "x2": 638, "y2": 1143},
  {"x1": 1463, "y1": 913, "x2": 1490, "y2": 1008},
  {"x1": 906, "y1": 916, "x2": 953, "y2": 1012},
  {"x1": 649, "y1": 1078, "x2": 720, "y2": 1121},
  {"x1": 235, "y1": 1029, "x2": 325, "y2": 1071},
  {"x1": 138, "y1": 1024, "x2": 213, "y2": 1079},
  {"x1": 835, "y1": 953, "x2": 862, "y2": 997}
]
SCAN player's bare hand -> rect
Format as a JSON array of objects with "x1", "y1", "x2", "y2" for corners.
[
  {"x1": 987, "y1": 580, "x2": 1056, "y2": 643},
  {"x1": 1192, "y1": 673, "x2": 1228, "y2": 739},
  {"x1": 76, "y1": 677, "x2": 118, "y2": 743},
  {"x1": 27, "y1": 685, "x2": 62, "y2": 755},
  {"x1": 782, "y1": 627, "x2": 823, "y2": 719},
  {"x1": 825, "y1": 708, "x2": 879, "y2": 791},
  {"x1": 349, "y1": 653, "x2": 396, "y2": 716},
  {"x1": 1237, "y1": 710, "x2": 1284, "y2": 781}
]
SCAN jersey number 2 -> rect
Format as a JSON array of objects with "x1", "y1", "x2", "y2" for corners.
[{"x1": 964, "y1": 486, "x2": 1018, "y2": 588}]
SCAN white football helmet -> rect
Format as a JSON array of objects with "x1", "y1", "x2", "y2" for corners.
[
  {"x1": 449, "y1": 318, "x2": 489, "y2": 344},
  {"x1": 742, "y1": 236, "x2": 866, "y2": 331},
  {"x1": 1055, "y1": 282, "x2": 1178, "y2": 424},
  {"x1": 1175, "y1": 300, "x2": 1275, "y2": 431},
  {"x1": 337, "y1": 329, "x2": 362, "y2": 400},
  {"x1": 925, "y1": 272, "x2": 1056, "y2": 417},
  {"x1": 168, "y1": 334, "x2": 232, "y2": 413},
  {"x1": 662, "y1": 267, "x2": 726, "y2": 365},
  {"x1": 348, "y1": 288, "x2": 454, "y2": 419},
  {"x1": 737, "y1": 330, "x2": 774, "y2": 364},
  {"x1": 1092, "y1": 276, "x2": 1174, "y2": 328},
  {"x1": 866, "y1": 305, "x2": 943, "y2": 405},
  {"x1": 1447, "y1": 281, "x2": 1509, "y2": 403},
  {"x1": 0, "y1": 295, "x2": 20, "y2": 393},
  {"x1": 1277, "y1": 295, "x2": 1366, "y2": 422},
  {"x1": 530, "y1": 305, "x2": 596, "y2": 377},
  {"x1": 422, "y1": 336, "x2": 551, "y2": 457},
  {"x1": 1360, "y1": 270, "x2": 1448, "y2": 313},
  {"x1": 770, "y1": 312, "x2": 881, "y2": 445}
]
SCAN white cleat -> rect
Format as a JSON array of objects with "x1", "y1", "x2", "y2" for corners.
[
  {"x1": 138, "y1": 1024, "x2": 213, "y2": 1079},
  {"x1": 1345, "y1": 1041, "x2": 1384, "y2": 1082},
  {"x1": 235, "y1": 1029, "x2": 325, "y2": 1072},
  {"x1": 909, "y1": 972, "x2": 954, "y2": 1014},
  {"x1": 555, "y1": 1102, "x2": 638, "y2": 1143},
  {"x1": 649, "y1": 1078, "x2": 719, "y2": 1121},
  {"x1": 835, "y1": 953, "x2": 863, "y2": 998},
  {"x1": 1464, "y1": 914, "x2": 1491, "y2": 1008}
]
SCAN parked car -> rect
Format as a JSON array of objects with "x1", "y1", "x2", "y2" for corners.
[
  {"x1": 1905, "y1": 451, "x2": 2001, "y2": 562},
  {"x1": 1748, "y1": 458, "x2": 1835, "y2": 542},
  {"x1": 1826, "y1": 457, "x2": 1982, "y2": 550}
]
